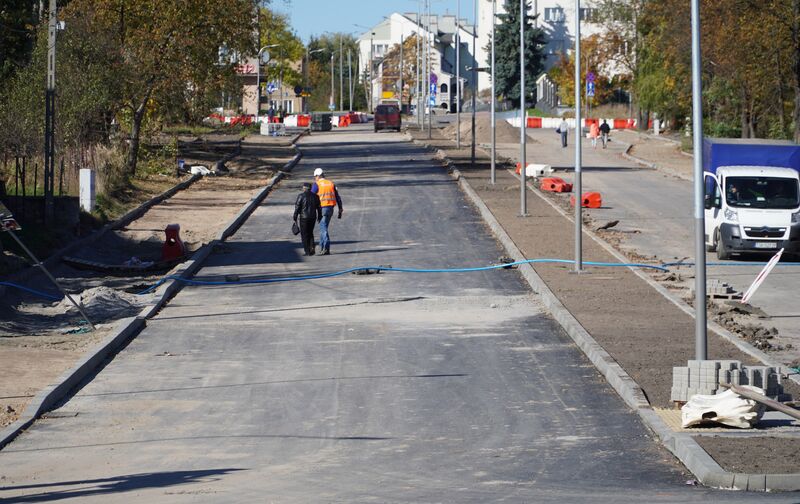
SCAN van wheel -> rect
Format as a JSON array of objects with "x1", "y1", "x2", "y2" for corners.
[{"x1": 716, "y1": 230, "x2": 731, "y2": 260}]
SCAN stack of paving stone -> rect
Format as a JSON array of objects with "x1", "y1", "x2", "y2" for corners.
[{"x1": 671, "y1": 360, "x2": 785, "y2": 403}]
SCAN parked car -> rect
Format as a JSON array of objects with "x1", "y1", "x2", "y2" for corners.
[{"x1": 374, "y1": 104, "x2": 401, "y2": 132}]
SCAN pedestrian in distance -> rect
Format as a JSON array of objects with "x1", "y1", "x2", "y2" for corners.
[
  {"x1": 293, "y1": 182, "x2": 322, "y2": 256},
  {"x1": 589, "y1": 121, "x2": 600, "y2": 149},
  {"x1": 311, "y1": 168, "x2": 343, "y2": 255},
  {"x1": 558, "y1": 116, "x2": 569, "y2": 148},
  {"x1": 599, "y1": 119, "x2": 611, "y2": 149}
]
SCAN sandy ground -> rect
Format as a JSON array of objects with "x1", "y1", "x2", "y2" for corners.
[
  {"x1": 0, "y1": 134, "x2": 296, "y2": 429},
  {"x1": 410, "y1": 125, "x2": 800, "y2": 475}
]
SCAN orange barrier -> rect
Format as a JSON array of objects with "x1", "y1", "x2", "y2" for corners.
[
  {"x1": 540, "y1": 177, "x2": 573, "y2": 193},
  {"x1": 570, "y1": 192, "x2": 603, "y2": 208},
  {"x1": 526, "y1": 117, "x2": 542, "y2": 128},
  {"x1": 162, "y1": 224, "x2": 187, "y2": 261},
  {"x1": 585, "y1": 118, "x2": 599, "y2": 128},
  {"x1": 338, "y1": 115, "x2": 351, "y2": 127},
  {"x1": 297, "y1": 115, "x2": 311, "y2": 127}
]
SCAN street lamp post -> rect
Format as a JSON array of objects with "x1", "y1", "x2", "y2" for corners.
[
  {"x1": 471, "y1": 0, "x2": 478, "y2": 164},
  {"x1": 490, "y1": 0, "x2": 496, "y2": 185},
  {"x1": 456, "y1": 0, "x2": 461, "y2": 149},
  {"x1": 330, "y1": 52, "x2": 337, "y2": 111},
  {"x1": 519, "y1": 0, "x2": 527, "y2": 216},
  {"x1": 574, "y1": 0, "x2": 583, "y2": 272}
]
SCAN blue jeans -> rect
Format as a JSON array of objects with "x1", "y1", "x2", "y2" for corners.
[{"x1": 319, "y1": 206, "x2": 334, "y2": 251}]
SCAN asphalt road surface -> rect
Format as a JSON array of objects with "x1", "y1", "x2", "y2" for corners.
[{"x1": 1, "y1": 125, "x2": 796, "y2": 502}]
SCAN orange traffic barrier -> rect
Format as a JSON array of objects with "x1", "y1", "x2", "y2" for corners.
[
  {"x1": 585, "y1": 118, "x2": 599, "y2": 128},
  {"x1": 162, "y1": 224, "x2": 187, "y2": 261},
  {"x1": 540, "y1": 177, "x2": 573, "y2": 193},
  {"x1": 297, "y1": 114, "x2": 311, "y2": 127},
  {"x1": 526, "y1": 117, "x2": 542, "y2": 128},
  {"x1": 570, "y1": 192, "x2": 603, "y2": 208}
]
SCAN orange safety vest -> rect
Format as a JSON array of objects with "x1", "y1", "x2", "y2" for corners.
[{"x1": 317, "y1": 178, "x2": 337, "y2": 207}]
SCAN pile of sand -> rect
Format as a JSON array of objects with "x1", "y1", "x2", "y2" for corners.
[
  {"x1": 442, "y1": 115, "x2": 530, "y2": 144},
  {"x1": 48, "y1": 286, "x2": 145, "y2": 322}
]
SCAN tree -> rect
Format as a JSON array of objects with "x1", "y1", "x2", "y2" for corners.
[
  {"x1": 486, "y1": 0, "x2": 546, "y2": 106},
  {"x1": 381, "y1": 34, "x2": 422, "y2": 111},
  {"x1": 259, "y1": 8, "x2": 305, "y2": 96},
  {"x1": 76, "y1": 0, "x2": 259, "y2": 176},
  {"x1": 306, "y1": 33, "x2": 366, "y2": 111},
  {"x1": 547, "y1": 35, "x2": 614, "y2": 108}
]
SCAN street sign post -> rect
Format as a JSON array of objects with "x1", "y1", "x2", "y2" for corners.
[
  {"x1": 267, "y1": 82, "x2": 277, "y2": 95},
  {"x1": 587, "y1": 81, "x2": 595, "y2": 97}
]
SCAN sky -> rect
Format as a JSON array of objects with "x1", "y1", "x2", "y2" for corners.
[{"x1": 272, "y1": 0, "x2": 477, "y2": 44}]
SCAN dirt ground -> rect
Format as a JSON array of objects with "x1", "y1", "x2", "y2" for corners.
[
  {"x1": 409, "y1": 125, "x2": 800, "y2": 475},
  {"x1": 0, "y1": 134, "x2": 296, "y2": 430}
]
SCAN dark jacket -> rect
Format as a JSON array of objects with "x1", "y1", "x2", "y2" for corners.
[
  {"x1": 599, "y1": 122, "x2": 611, "y2": 134},
  {"x1": 294, "y1": 189, "x2": 322, "y2": 222}
]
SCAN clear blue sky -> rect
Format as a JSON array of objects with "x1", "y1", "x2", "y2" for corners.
[{"x1": 272, "y1": 0, "x2": 476, "y2": 44}]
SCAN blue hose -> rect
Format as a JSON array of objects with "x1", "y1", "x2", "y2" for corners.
[
  {"x1": 0, "y1": 281, "x2": 62, "y2": 301},
  {"x1": 135, "y1": 258, "x2": 669, "y2": 295}
]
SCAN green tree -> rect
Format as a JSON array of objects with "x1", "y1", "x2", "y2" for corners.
[
  {"x1": 306, "y1": 33, "x2": 365, "y2": 111},
  {"x1": 486, "y1": 0, "x2": 546, "y2": 106},
  {"x1": 547, "y1": 35, "x2": 614, "y2": 108},
  {"x1": 381, "y1": 34, "x2": 422, "y2": 111},
  {"x1": 259, "y1": 7, "x2": 304, "y2": 94}
]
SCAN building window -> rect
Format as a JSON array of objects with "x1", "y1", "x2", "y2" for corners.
[
  {"x1": 544, "y1": 7, "x2": 565, "y2": 23},
  {"x1": 440, "y1": 83, "x2": 448, "y2": 93},
  {"x1": 579, "y1": 8, "x2": 596, "y2": 22}
]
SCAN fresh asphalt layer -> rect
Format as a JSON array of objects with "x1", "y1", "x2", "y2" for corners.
[{"x1": 1, "y1": 126, "x2": 797, "y2": 502}]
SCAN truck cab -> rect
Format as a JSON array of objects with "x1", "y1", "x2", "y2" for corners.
[{"x1": 703, "y1": 139, "x2": 800, "y2": 259}]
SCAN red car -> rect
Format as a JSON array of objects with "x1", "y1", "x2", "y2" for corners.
[{"x1": 374, "y1": 104, "x2": 401, "y2": 132}]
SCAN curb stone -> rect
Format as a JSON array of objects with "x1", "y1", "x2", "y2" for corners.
[
  {"x1": 0, "y1": 149, "x2": 303, "y2": 452},
  {"x1": 411, "y1": 132, "x2": 800, "y2": 491}
]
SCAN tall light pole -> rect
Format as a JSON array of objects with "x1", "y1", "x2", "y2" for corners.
[
  {"x1": 690, "y1": 0, "x2": 708, "y2": 360},
  {"x1": 330, "y1": 51, "x2": 338, "y2": 111},
  {"x1": 339, "y1": 35, "x2": 344, "y2": 113},
  {"x1": 417, "y1": 2, "x2": 422, "y2": 127},
  {"x1": 43, "y1": 0, "x2": 57, "y2": 223},
  {"x1": 519, "y1": 0, "x2": 527, "y2": 216},
  {"x1": 490, "y1": 0, "x2": 496, "y2": 184},
  {"x1": 456, "y1": 0, "x2": 461, "y2": 148},
  {"x1": 348, "y1": 49, "x2": 353, "y2": 111},
  {"x1": 574, "y1": 0, "x2": 583, "y2": 272},
  {"x1": 426, "y1": 0, "x2": 432, "y2": 139},
  {"x1": 470, "y1": 0, "x2": 478, "y2": 164},
  {"x1": 304, "y1": 47, "x2": 324, "y2": 113}
]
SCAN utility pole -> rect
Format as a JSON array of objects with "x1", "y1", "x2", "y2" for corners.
[
  {"x1": 339, "y1": 35, "x2": 344, "y2": 112},
  {"x1": 574, "y1": 0, "x2": 583, "y2": 272},
  {"x1": 370, "y1": 32, "x2": 375, "y2": 113},
  {"x1": 348, "y1": 49, "x2": 353, "y2": 111},
  {"x1": 417, "y1": 3, "x2": 422, "y2": 127},
  {"x1": 427, "y1": 0, "x2": 432, "y2": 139},
  {"x1": 400, "y1": 33, "x2": 404, "y2": 107},
  {"x1": 470, "y1": 0, "x2": 477, "y2": 164},
  {"x1": 43, "y1": 0, "x2": 57, "y2": 224},
  {"x1": 456, "y1": 0, "x2": 461, "y2": 148},
  {"x1": 330, "y1": 53, "x2": 336, "y2": 110},
  {"x1": 490, "y1": 0, "x2": 496, "y2": 185},
  {"x1": 518, "y1": 0, "x2": 527, "y2": 216},
  {"x1": 690, "y1": 0, "x2": 708, "y2": 360}
]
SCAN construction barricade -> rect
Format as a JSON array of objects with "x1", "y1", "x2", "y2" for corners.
[
  {"x1": 539, "y1": 177, "x2": 573, "y2": 193},
  {"x1": 570, "y1": 192, "x2": 603, "y2": 208}
]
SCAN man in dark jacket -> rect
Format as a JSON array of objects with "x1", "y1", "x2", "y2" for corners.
[
  {"x1": 293, "y1": 182, "x2": 322, "y2": 256},
  {"x1": 599, "y1": 119, "x2": 611, "y2": 149}
]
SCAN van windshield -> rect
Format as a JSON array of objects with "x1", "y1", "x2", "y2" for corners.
[{"x1": 725, "y1": 176, "x2": 800, "y2": 209}]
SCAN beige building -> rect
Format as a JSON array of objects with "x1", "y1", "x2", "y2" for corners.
[{"x1": 238, "y1": 56, "x2": 302, "y2": 117}]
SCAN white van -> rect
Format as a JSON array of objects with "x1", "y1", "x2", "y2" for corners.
[{"x1": 704, "y1": 165, "x2": 800, "y2": 259}]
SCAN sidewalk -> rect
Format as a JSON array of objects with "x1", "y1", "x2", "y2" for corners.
[{"x1": 408, "y1": 125, "x2": 800, "y2": 490}]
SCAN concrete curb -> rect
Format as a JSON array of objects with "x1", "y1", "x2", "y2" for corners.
[
  {"x1": 413, "y1": 134, "x2": 800, "y2": 491},
  {"x1": 0, "y1": 149, "x2": 303, "y2": 452}
]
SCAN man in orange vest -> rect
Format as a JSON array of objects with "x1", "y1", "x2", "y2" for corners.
[{"x1": 311, "y1": 167, "x2": 343, "y2": 255}]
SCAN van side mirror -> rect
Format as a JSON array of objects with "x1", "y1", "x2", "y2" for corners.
[{"x1": 704, "y1": 194, "x2": 720, "y2": 210}]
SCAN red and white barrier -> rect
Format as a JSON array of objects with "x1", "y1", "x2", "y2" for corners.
[{"x1": 507, "y1": 115, "x2": 640, "y2": 130}]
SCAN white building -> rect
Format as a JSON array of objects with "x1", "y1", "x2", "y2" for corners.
[
  {"x1": 357, "y1": 12, "x2": 477, "y2": 112},
  {"x1": 476, "y1": 1, "x2": 604, "y2": 92}
]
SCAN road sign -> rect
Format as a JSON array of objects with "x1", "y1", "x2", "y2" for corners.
[
  {"x1": 328, "y1": 103, "x2": 336, "y2": 111},
  {"x1": 587, "y1": 71, "x2": 596, "y2": 83},
  {"x1": 430, "y1": 73, "x2": 438, "y2": 85},
  {"x1": 587, "y1": 81, "x2": 595, "y2": 97},
  {"x1": 429, "y1": 96, "x2": 436, "y2": 106},
  {"x1": 266, "y1": 82, "x2": 277, "y2": 94},
  {"x1": 430, "y1": 83, "x2": 437, "y2": 96}
]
